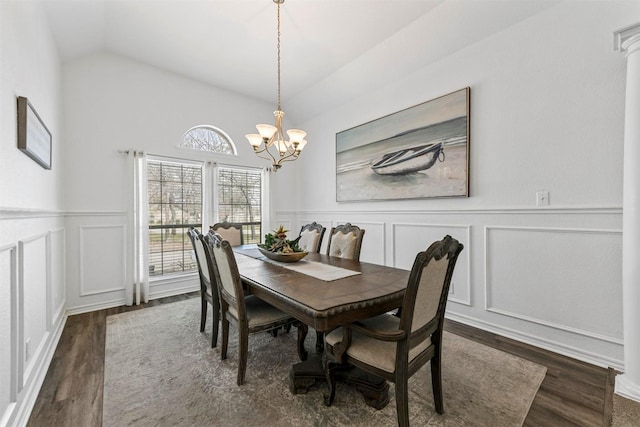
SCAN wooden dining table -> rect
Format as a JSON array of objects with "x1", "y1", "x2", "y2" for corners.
[{"x1": 233, "y1": 244, "x2": 410, "y2": 409}]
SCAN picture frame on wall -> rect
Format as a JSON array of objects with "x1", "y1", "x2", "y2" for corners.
[
  {"x1": 336, "y1": 87, "x2": 470, "y2": 202},
  {"x1": 17, "y1": 96, "x2": 52, "y2": 170}
]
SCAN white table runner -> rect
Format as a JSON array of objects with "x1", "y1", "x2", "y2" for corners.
[{"x1": 265, "y1": 258, "x2": 361, "y2": 281}]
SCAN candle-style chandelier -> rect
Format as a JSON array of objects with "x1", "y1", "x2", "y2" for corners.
[{"x1": 245, "y1": 0, "x2": 307, "y2": 171}]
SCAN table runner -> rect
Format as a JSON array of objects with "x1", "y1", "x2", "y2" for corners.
[{"x1": 235, "y1": 248, "x2": 361, "y2": 281}]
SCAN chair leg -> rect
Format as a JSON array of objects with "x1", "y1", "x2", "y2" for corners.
[
  {"x1": 315, "y1": 331, "x2": 324, "y2": 354},
  {"x1": 221, "y1": 318, "x2": 229, "y2": 360},
  {"x1": 431, "y1": 355, "x2": 444, "y2": 414},
  {"x1": 200, "y1": 296, "x2": 207, "y2": 332},
  {"x1": 237, "y1": 327, "x2": 249, "y2": 386},
  {"x1": 211, "y1": 300, "x2": 219, "y2": 348},
  {"x1": 395, "y1": 379, "x2": 410, "y2": 427}
]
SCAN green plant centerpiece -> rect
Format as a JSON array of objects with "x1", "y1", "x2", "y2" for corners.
[{"x1": 257, "y1": 225, "x2": 308, "y2": 262}]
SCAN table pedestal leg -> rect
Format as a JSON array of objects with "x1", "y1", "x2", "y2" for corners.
[{"x1": 288, "y1": 356, "x2": 390, "y2": 410}]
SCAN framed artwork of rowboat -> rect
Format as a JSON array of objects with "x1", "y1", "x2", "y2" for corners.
[{"x1": 336, "y1": 87, "x2": 470, "y2": 202}]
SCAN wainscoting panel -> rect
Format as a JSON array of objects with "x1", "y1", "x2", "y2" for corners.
[
  {"x1": 392, "y1": 223, "x2": 471, "y2": 305},
  {"x1": 79, "y1": 225, "x2": 127, "y2": 297},
  {"x1": 0, "y1": 244, "x2": 17, "y2": 426},
  {"x1": 19, "y1": 233, "x2": 49, "y2": 388},
  {"x1": 485, "y1": 226, "x2": 623, "y2": 343},
  {"x1": 49, "y1": 229, "x2": 66, "y2": 323}
]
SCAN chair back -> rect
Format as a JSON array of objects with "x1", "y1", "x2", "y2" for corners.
[
  {"x1": 326, "y1": 223, "x2": 365, "y2": 261},
  {"x1": 211, "y1": 222, "x2": 244, "y2": 246},
  {"x1": 298, "y1": 222, "x2": 326, "y2": 253},
  {"x1": 399, "y1": 235, "x2": 463, "y2": 343},
  {"x1": 187, "y1": 227, "x2": 211, "y2": 287},
  {"x1": 203, "y1": 233, "x2": 244, "y2": 318}
]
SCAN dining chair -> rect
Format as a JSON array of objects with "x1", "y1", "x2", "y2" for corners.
[
  {"x1": 187, "y1": 227, "x2": 220, "y2": 348},
  {"x1": 210, "y1": 221, "x2": 244, "y2": 246},
  {"x1": 315, "y1": 223, "x2": 366, "y2": 352},
  {"x1": 201, "y1": 232, "x2": 303, "y2": 385},
  {"x1": 298, "y1": 222, "x2": 326, "y2": 253},
  {"x1": 326, "y1": 222, "x2": 365, "y2": 261},
  {"x1": 324, "y1": 235, "x2": 464, "y2": 427}
]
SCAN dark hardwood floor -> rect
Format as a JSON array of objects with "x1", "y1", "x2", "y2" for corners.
[{"x1": 27, "y1": 293, "x2": 613, "y2": 426}]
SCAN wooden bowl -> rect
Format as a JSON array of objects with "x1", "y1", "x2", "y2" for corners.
[{"x1": 257, "y1": 247, "x2": 308, "y2": 263}]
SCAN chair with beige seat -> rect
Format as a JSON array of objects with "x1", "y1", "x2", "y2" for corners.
[
  {"x1": 201, "y1": 232, "x2": 306, "y2": 385},
  {"x1": 326, "y1": 223, "x2": 365, "y2": 261},
  {"x1": 186, "y1": 227, "x2": 220, "y2": 348},
  {"x1": 324, "y1": 235, "x2": 464, "y2": 427},
  {"x1": 312, "y1": 222, "x2": 365, "y2": 353},
  {"x1": 298, "y1": 222, "x2": 326, "y2": 253},
  {"x1": 210, "y1": 221, "x2": 244, "y2": 246}
]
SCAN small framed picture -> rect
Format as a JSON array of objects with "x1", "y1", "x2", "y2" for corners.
[{"x1": 17, "y1": 96, "x2": 52, "y2": 170}]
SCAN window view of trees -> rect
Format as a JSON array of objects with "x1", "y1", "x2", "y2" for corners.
[
  {"x1": 181, "y1": 126, "x2": 236, "y2": 155},
  {"x1": 147, "y1": 160, "x2": 202, "y2": 276},
  {"x1": 217, "y1": 168, "x2": 262, "y2": 244}
]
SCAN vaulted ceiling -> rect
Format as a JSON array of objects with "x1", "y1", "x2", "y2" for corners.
[{"x1": 43, "y1": 0, "x2": 560, "y2": 122}]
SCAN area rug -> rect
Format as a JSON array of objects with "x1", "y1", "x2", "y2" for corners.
[
  {"x1": 612, "y1": 394, "x2": 640, "y2": 427},
  {"x1": 103, "y1": 299, "x2": 546, "y2": 426}
]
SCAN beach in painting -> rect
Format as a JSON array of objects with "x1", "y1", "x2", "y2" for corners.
[{"x1": 336, "y1": 116, "x2": 468, "y2": 202}]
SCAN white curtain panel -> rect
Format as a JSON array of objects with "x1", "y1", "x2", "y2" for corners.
[{"x1": 126, "y1": 150, "x2": 150, "y2": 305}]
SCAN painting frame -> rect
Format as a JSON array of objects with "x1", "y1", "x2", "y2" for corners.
[
  {"x1": 336, "y1": 87, "x2": 470, "y2": 202},
  {"x1": 17, "y1": 96, "x2": 52, "y2": 170}
]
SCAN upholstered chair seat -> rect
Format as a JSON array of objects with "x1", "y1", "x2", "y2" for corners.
[{"x1": 325, "y1": 314, "x2": 432, "y2": 374}]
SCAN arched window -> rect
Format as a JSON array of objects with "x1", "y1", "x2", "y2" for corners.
[{"x1": 181, "y1": 125, "x2": 237, "y2": 155}]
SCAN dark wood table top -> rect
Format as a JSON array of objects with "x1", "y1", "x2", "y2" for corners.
[{"x1": 233, "y1": 245, "x2": 410, "y2": 332}]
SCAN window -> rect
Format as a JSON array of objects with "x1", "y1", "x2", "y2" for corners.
[
  {"x1": 147, "y1": 159, "x2": 203, "y2": 277},
  {"x1": 217, "y1": 167, "x2": 262, "y2": 244},
  {"x1": 181, "y1": 125, "x2": 237, "y2": 155}
]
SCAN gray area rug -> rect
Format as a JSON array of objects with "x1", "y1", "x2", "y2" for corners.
[
  {"x1": 103, "y1": 299, "x2": 546, "y2": 426},
  {"x1": 612, "y1": 394, "x2": 640, "y2": 427}
]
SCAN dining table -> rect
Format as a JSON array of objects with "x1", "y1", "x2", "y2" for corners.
[{"x1": 233, "y1": 244, "x2": 410, "y2": 409}]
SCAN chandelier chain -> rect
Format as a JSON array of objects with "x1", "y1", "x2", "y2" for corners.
[{"x1": 276, "y1": 0, "x2": 281, "y2": 111}]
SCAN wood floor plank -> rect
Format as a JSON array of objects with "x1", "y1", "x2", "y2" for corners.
[{"x1": 27, "y1": 295, "x2": 611, "y2": 426}]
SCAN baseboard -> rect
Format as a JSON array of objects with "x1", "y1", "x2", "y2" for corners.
[
  {"x1": 616, "y1": 374, "x2": 640, "y2": 403},
  {"x1": 446, "y1": 312, "x2": 624, "y2": 371},
  {"x1": 148, "y1": 284, "x2": 199, "y2": 301},
  {"x1": 65, "y1": 297, "x2": 127, "y2": 316},
  {"x1": 7, "y1": 311, "x2": 67, "y2": 427}
]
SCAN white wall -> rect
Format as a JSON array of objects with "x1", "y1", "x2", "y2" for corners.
[
  {"x1": 273, "y1": 0, "x2": 638, "y2": 368},
  {"x1": 0, "y1": 1, "x2": 65, "y2": 426},
  {"x1": 61, "y1": 53, "x2": 277, "y2": 311}
]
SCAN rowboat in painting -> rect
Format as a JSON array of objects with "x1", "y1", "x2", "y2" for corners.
[{"x1": 370, "y1": 142, "x2": 443, "y2": 175}]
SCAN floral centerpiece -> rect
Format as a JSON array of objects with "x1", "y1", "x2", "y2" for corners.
[{"x1": 257, "y1": 225, "x2": 308, "y2": 262}]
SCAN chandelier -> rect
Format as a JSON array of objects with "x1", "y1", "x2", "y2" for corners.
[{"x1": 245, "y1": 0, "x2": 307, "y2": 171}]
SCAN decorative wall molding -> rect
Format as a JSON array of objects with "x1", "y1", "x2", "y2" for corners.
[
  {"x1": 79, "y1": 225, "x2": 127, "y2": 296},
  {"x1": 446, "y1": 311, "x2": 624, "y2": 370},
  {"x1": 16, "y1": 231, "x2": 51, "y2": 392},
  {"x1": 278, "y1": 206, "x2": 622, "y2": 217},
  {"x1": 0, "y1": 244, "x2": 18, "y2": 426},
  {"x1": 0, "y1": 208, "x2": 65, "y2": 220},
  {"x1": 392, "y1": 222, "x2": 472, "y2": 306},
  {"x1": 484, "y1": 225, "x2": 622, "y2": 345}
]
